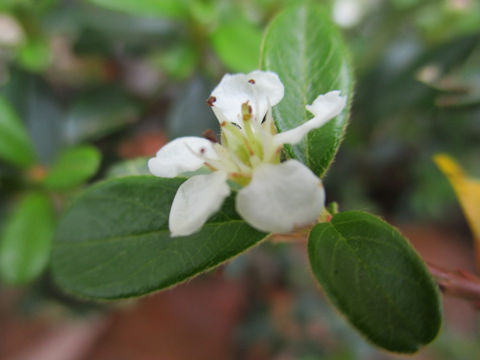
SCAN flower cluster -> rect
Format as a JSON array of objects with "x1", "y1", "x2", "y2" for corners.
[{"x1": 148, "y1": 70, "x2": 346, "y2": 236}]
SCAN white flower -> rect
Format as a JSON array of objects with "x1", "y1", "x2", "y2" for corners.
[{"x1": 148, "y1": 70, "x2": 346, "y2": 236}]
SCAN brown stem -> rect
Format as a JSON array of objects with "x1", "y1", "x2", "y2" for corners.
[
  {"x1": 427, "y1": 263, "x2": 480, "y2": 304},
  {"x1": 270, "y1": 230, "x2": 480, "y2": 305}
]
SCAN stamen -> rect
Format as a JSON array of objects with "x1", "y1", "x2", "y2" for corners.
[
  {"x1": 204, "y1": 162, "x2": 217, "y2": 171},
  {"x1": 206, "y1": 96, "x2": 216, "y2": 107},
  {"x1": 241, "y1": 102, "x2": 252, "y2": 122},
  {"x1": 248, "y1": 79, "x2": 255, "y2": 84},
  {"x1": 202, "y1": 129, "x2": 218, "y2": 143}
]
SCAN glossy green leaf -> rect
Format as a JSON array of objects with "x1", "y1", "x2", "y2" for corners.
[
  {"x1": 261, "y1": 3, "x2": 353, "y2": 176},
  {"x1": 52, "y1": 176, "x2": 267, "y2": 300},
  {"x1": 0, "y1": 96, "x2": 35, "y2": 167},
  {"x1": 211, "y1": 17, "x2": 262, "y2": 73},
  {"x1": 308, "y1": 211, "x2": 441, "y2": 353},
  {"x1": 0, "y1": 192, "x2": 55, "y2": 284},
  {"x1": 44, "y1": 146, "x2": 101, "y2": 190},
  {"x1": 88, "y1": 0, "x2": 188, "y2": 19}
]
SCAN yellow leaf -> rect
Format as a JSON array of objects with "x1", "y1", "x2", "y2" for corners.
[{"x1": 434, "y1": 154, "x2": 480, "y2": 242}]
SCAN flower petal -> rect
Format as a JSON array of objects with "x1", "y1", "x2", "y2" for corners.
[
  {"x1": 148, "y1": 137, "x2": 216, "y2": 178},
  {"x1": 210, "y1": 70, "x2": 284, "y2": 125},
  {"x1": 236, "y1": 160, "x2": 325, "y2": 233},
  {"x1": 274, "y1": 91, "x2": 346, "y2": 145},
  {"x1": 169, "y1": 171, "x2": 231, "y2": 237}
]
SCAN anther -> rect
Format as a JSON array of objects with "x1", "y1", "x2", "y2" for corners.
[
  {"x1": 248, "y1": 79, "x2": 255, "y2": 84},
  {"x1": 241, "y1": 102, "x2": 252, "y2": 121},
  {"x1": 202, "y1": 129, "x2": 218, "y2": 143},
  {"x1": 206, "y1": 96, "x2": 216, "y2": 107}
]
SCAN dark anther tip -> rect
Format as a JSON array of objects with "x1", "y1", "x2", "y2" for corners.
[{"x1": 206, "y1": 96, "x2": 217, "y2": 107}]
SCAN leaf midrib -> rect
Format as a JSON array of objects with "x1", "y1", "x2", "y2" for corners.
[{"x1": 55, "y1": 219, "x2": 247, "y2": 246}]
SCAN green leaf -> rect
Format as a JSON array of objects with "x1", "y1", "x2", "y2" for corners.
[
  {"x1": 153, "y1": 42, "x2": 198, "y2": 80},
  {"x1": 0, "y1": 96, "x2": 35, "y2": 167},
  {"x1": 64, "y1": 88, "x2": 139, "y2": 144},
  {"x1": 308, "y1": 211, "x2": 441, "y2": 353},
  {"x1": 17, "y1": 38, "x2": 52, "y2": 72},
  {"x1": 210, "y1": 17, "x2": 262, "y2": 73},
  {"x1": 88, "y1": 0, "x2": 188, "y2": 19},
  {"x1": 44, "y1": 146, "x2": 101, "y2": 190},
  {"x1": 261, "y1": 3, "x2": 353, "y2": 176},
  {"x1": 51, "y1": 176, "x2": 267, "y2": 300},
  {"x1": 0, "y1": 192, "x2": 55, "y2": 284}
]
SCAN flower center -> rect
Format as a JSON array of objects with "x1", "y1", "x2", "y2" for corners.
[{"x1": 202, "y1": 101, "x2": 282, "y2": 186}]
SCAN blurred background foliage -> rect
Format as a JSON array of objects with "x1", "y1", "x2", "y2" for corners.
[{"x1": 0, "y1": 0, "x2": 479, "y2": 359}]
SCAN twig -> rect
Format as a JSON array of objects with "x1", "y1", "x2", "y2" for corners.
[
  {"x1": 427, "y1": 263, "x2": 480, "y2": 304},
  {"x1": 270, "y1": 230, "x2": 480, "y2": 305}
]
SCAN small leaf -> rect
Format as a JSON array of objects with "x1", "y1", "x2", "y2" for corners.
[
  {"x1": 24, "y1": 81, "x2": 64, "y2": 165},
  {"x1": 210, "y1": 17, "x2": 262, "y2": 73},
  {"x1": 308, "y1": 211, "x2": 441, "y2": 353},
  {"x1": 64, "y1": 88, "x2": 139, "y2": 144},
  {"x1": 51, "y1": 176, "x2": 267, "y2": 300},
  {"x1": 1, "y1": 73, "x2": 64, "y2": 164},
  {"x1": 88, "y1": 0, "x2": 189, "y2": 19},
  {"x1": 0, "y1": 96, "x2": 35, "y2": 167},
  {"x1": 17, "y1": 37, "x2": 52, "y2": 72},
  {"x1": 44, "y1": 145, "x2": 101, "y2": 190},
  {"x1": 261, "y1": 3, "x2": 353, "y2": 176},
  {"x1": 0, "y1": 192, "x2": 55, "y2": 284},
  {"x1": 153, "y1": 42, "x2": 198, "y2": 80}
]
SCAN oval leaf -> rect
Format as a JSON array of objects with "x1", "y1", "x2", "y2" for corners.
[
  {"x1": 308, "y1": 211, "x2": 441, "y2": 353},
  {"x1": 0, "y1": 192, "x2": 55, "y2": 284},
  {"x1": 88, "y1": 0, "x2": 189, "y2": 19},
  {"x1": 0, "y1": 96, "x2": 35, "y2": 167},
  {"x1": 261, "y1": 3, "x2": 353, "y2": 176},
  {"x1": 44, "y1": 145, "x2": 101, "y2": 190},
  {"x1": 51, "y1": 176, "x2": 267, "y2": 300}
]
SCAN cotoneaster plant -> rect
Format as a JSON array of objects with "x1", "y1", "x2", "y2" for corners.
[{"x1": 51, "y1": 3, "x2": 441, "y2": 355}]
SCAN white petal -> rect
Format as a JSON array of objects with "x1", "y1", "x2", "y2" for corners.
[
  {"x1": 148, "y1": 137, "x2": 216, "y2": 178},
  {"x1": 236, "y1": 160, "x2": 325, "y2": 233},
  {"x1": 169, "y1": 171, "x2": 231, "y2": 237},
  {"x1": 210, "y1": 70, "x2": 284, "y2": 124},
  {"x1": 274, "y1": 91, "x2": 346, "y2": 145}
]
